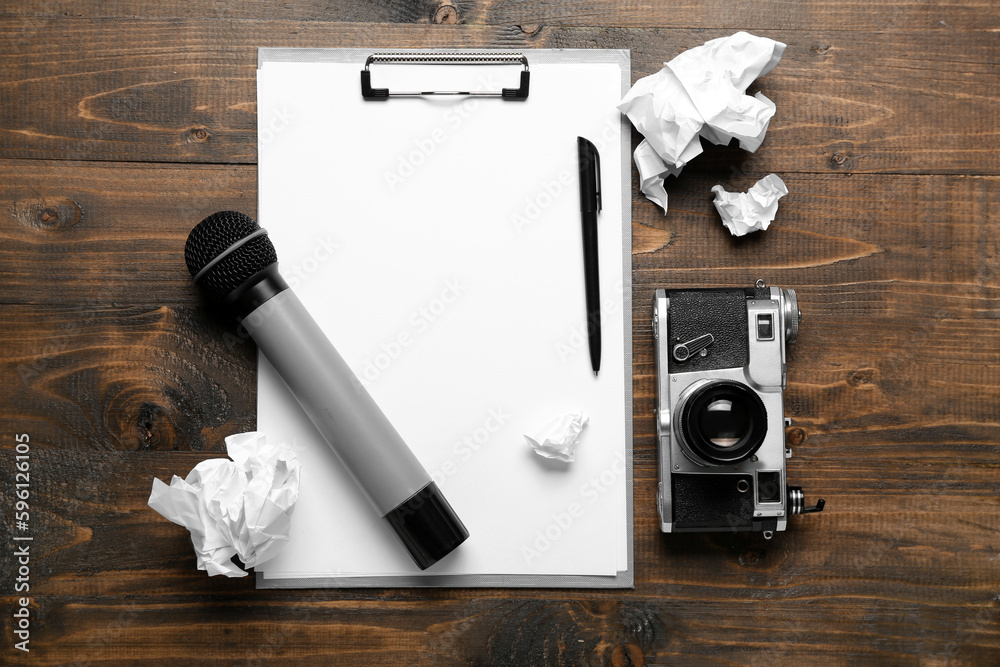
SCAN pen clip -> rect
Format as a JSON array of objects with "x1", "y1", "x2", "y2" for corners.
[
  {"x1": 578, "y1": 137, "x2": 602, "y2": 213},
  {"x1": 593, "y1": 145, "x2": 602, "y2": 212}
]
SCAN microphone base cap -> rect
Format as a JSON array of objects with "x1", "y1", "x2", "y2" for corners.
[{"x1": 384, "y1": 482, "x2": 469, "y2": 570}]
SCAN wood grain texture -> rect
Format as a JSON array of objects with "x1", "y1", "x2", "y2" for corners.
[
  {"x1": 0, "y1": 160, "x2": 253, "y2": 306},
  {"x1": 3, "y1": 0, "x2": 998, "y2": 31},
  {"x1": 1, "y1": 19, "x2": 998, "y2": 173},
  {"x1": 2, "y1": 159, "x2": 997, "y2": 306},
  {"x1": 0, "y1": 304, "x2": 256, "y2": 451},
  {"x1": 1, "y1": 5, "x2": 999, "y2": 666}
]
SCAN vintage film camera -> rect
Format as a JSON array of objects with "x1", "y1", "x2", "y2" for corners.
[{"x1": 653, "y1": 281, "x2": 824, "y2": 538}]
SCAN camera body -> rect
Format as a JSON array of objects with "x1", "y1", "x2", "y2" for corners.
[{"x1": 653, "y1": 282, "x2": 822, "y2": 538}]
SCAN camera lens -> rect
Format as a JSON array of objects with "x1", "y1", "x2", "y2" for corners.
[
  {"x1": 679, "y1": 381, "x2": 767, "y2": 464},
  {"x1": 699, "y1": 398, "x2": 751, "y2": 447}
]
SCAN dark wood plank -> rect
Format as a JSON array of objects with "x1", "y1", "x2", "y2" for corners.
[
  {"x1": 3, "y1": 0, "x2": 997, "y2": 31},
  {"x1": 0, "y1": 160, "x2": 251, "y2": 306},
  {"x1": 5, "y1": 595, "x2": 998, "y2": 664},
  {"x1": 0, "y1": 305, "x2": 255, "y2": 451},
  {"x1": 1, "y1": 19, "x2": 997, "y2": 173},
  {"x1": 2, "y1": 160, "x2": 997, "y2": 306}
]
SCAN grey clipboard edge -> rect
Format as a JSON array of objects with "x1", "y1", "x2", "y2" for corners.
[
  {"x1": 255, "y1": 47, "x2": 633, "y2": 590},
  {"x1": 257, "y1": 572, "x2": 626, "y2": 589}
]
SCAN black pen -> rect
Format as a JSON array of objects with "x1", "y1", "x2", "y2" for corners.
[{"x1": 577, "y1": 136, "x2": 602, "y2": 377}]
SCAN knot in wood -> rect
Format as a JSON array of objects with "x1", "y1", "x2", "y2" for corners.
[
  {"x1": 19, "y1": 197, "x2": 84, "y2": 231},
  {"x1": 738, "y1": 548, "x2": 766, "y2": 566},
  {"x1": 848, "y1": 370, "x2": 873, "y2": 386},
  {"x1": 433, "y1": 3, "x2": 459, "y2": 24},
  {"x1": 131, "y1": 400, "x2": 173, "y2": 450},
  {"x1": 610, "y1": 643, "x2": 644, "y2": 666}
]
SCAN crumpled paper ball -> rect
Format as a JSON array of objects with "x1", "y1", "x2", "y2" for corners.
[
  {"x1": 711, "y1": 174, "x2": 788, "y2": 236},
  {"x1": 525, "y1": 411, "x2": 590, "y2": 463},
  {"x1": 148, "y1": 431, "x2": 301, "y2": 577}
]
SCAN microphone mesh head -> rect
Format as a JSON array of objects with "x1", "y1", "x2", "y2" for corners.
[{"x1": 184, "y1": 211, "x2": 278, "y2": 300}]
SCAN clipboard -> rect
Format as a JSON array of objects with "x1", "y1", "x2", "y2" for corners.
[{"x1": 254, "y1": 48, "x2": 633, "y2": 588}]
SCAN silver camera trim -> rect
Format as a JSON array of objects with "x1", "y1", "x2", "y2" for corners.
[{"x1": 654, "y1": 287, "x2": 797, "y2": 535}]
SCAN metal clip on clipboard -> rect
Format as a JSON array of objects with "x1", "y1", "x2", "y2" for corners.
[{"x1": 361, "y1": 52, "x2": 530, "y2": 100}]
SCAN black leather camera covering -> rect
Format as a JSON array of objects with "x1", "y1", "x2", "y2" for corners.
[
  {"x1": 672, "y1": 473, "x2": 754, "y2": 530},
  {"x1": 666, "y1": 289, "x2": 749, "y2": 372}
]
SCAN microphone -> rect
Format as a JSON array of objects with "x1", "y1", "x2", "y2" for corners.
[{"x1": 184, "y1": 211, "x2": 468, "y2": 570}]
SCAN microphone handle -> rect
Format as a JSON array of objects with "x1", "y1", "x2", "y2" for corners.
[{"x1": 241, "y1": 288, "x2": 431, "y2": 516}]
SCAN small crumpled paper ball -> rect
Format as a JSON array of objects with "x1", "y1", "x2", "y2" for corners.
[
  {"x1": 711, "y1": 174, "x2": 788, "y2": 237},
  {"x1": 524, "y1": 411, "x2": 590, "y2": 463}
]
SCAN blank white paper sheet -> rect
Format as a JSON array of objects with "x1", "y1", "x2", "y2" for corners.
[{"x1": 254, "y1": 49, "x2": 632, "y2": 587}]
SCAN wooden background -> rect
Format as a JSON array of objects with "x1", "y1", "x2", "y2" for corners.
[{"x1": 1, "y1": 1, "x2": 998, "y2": 664}]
